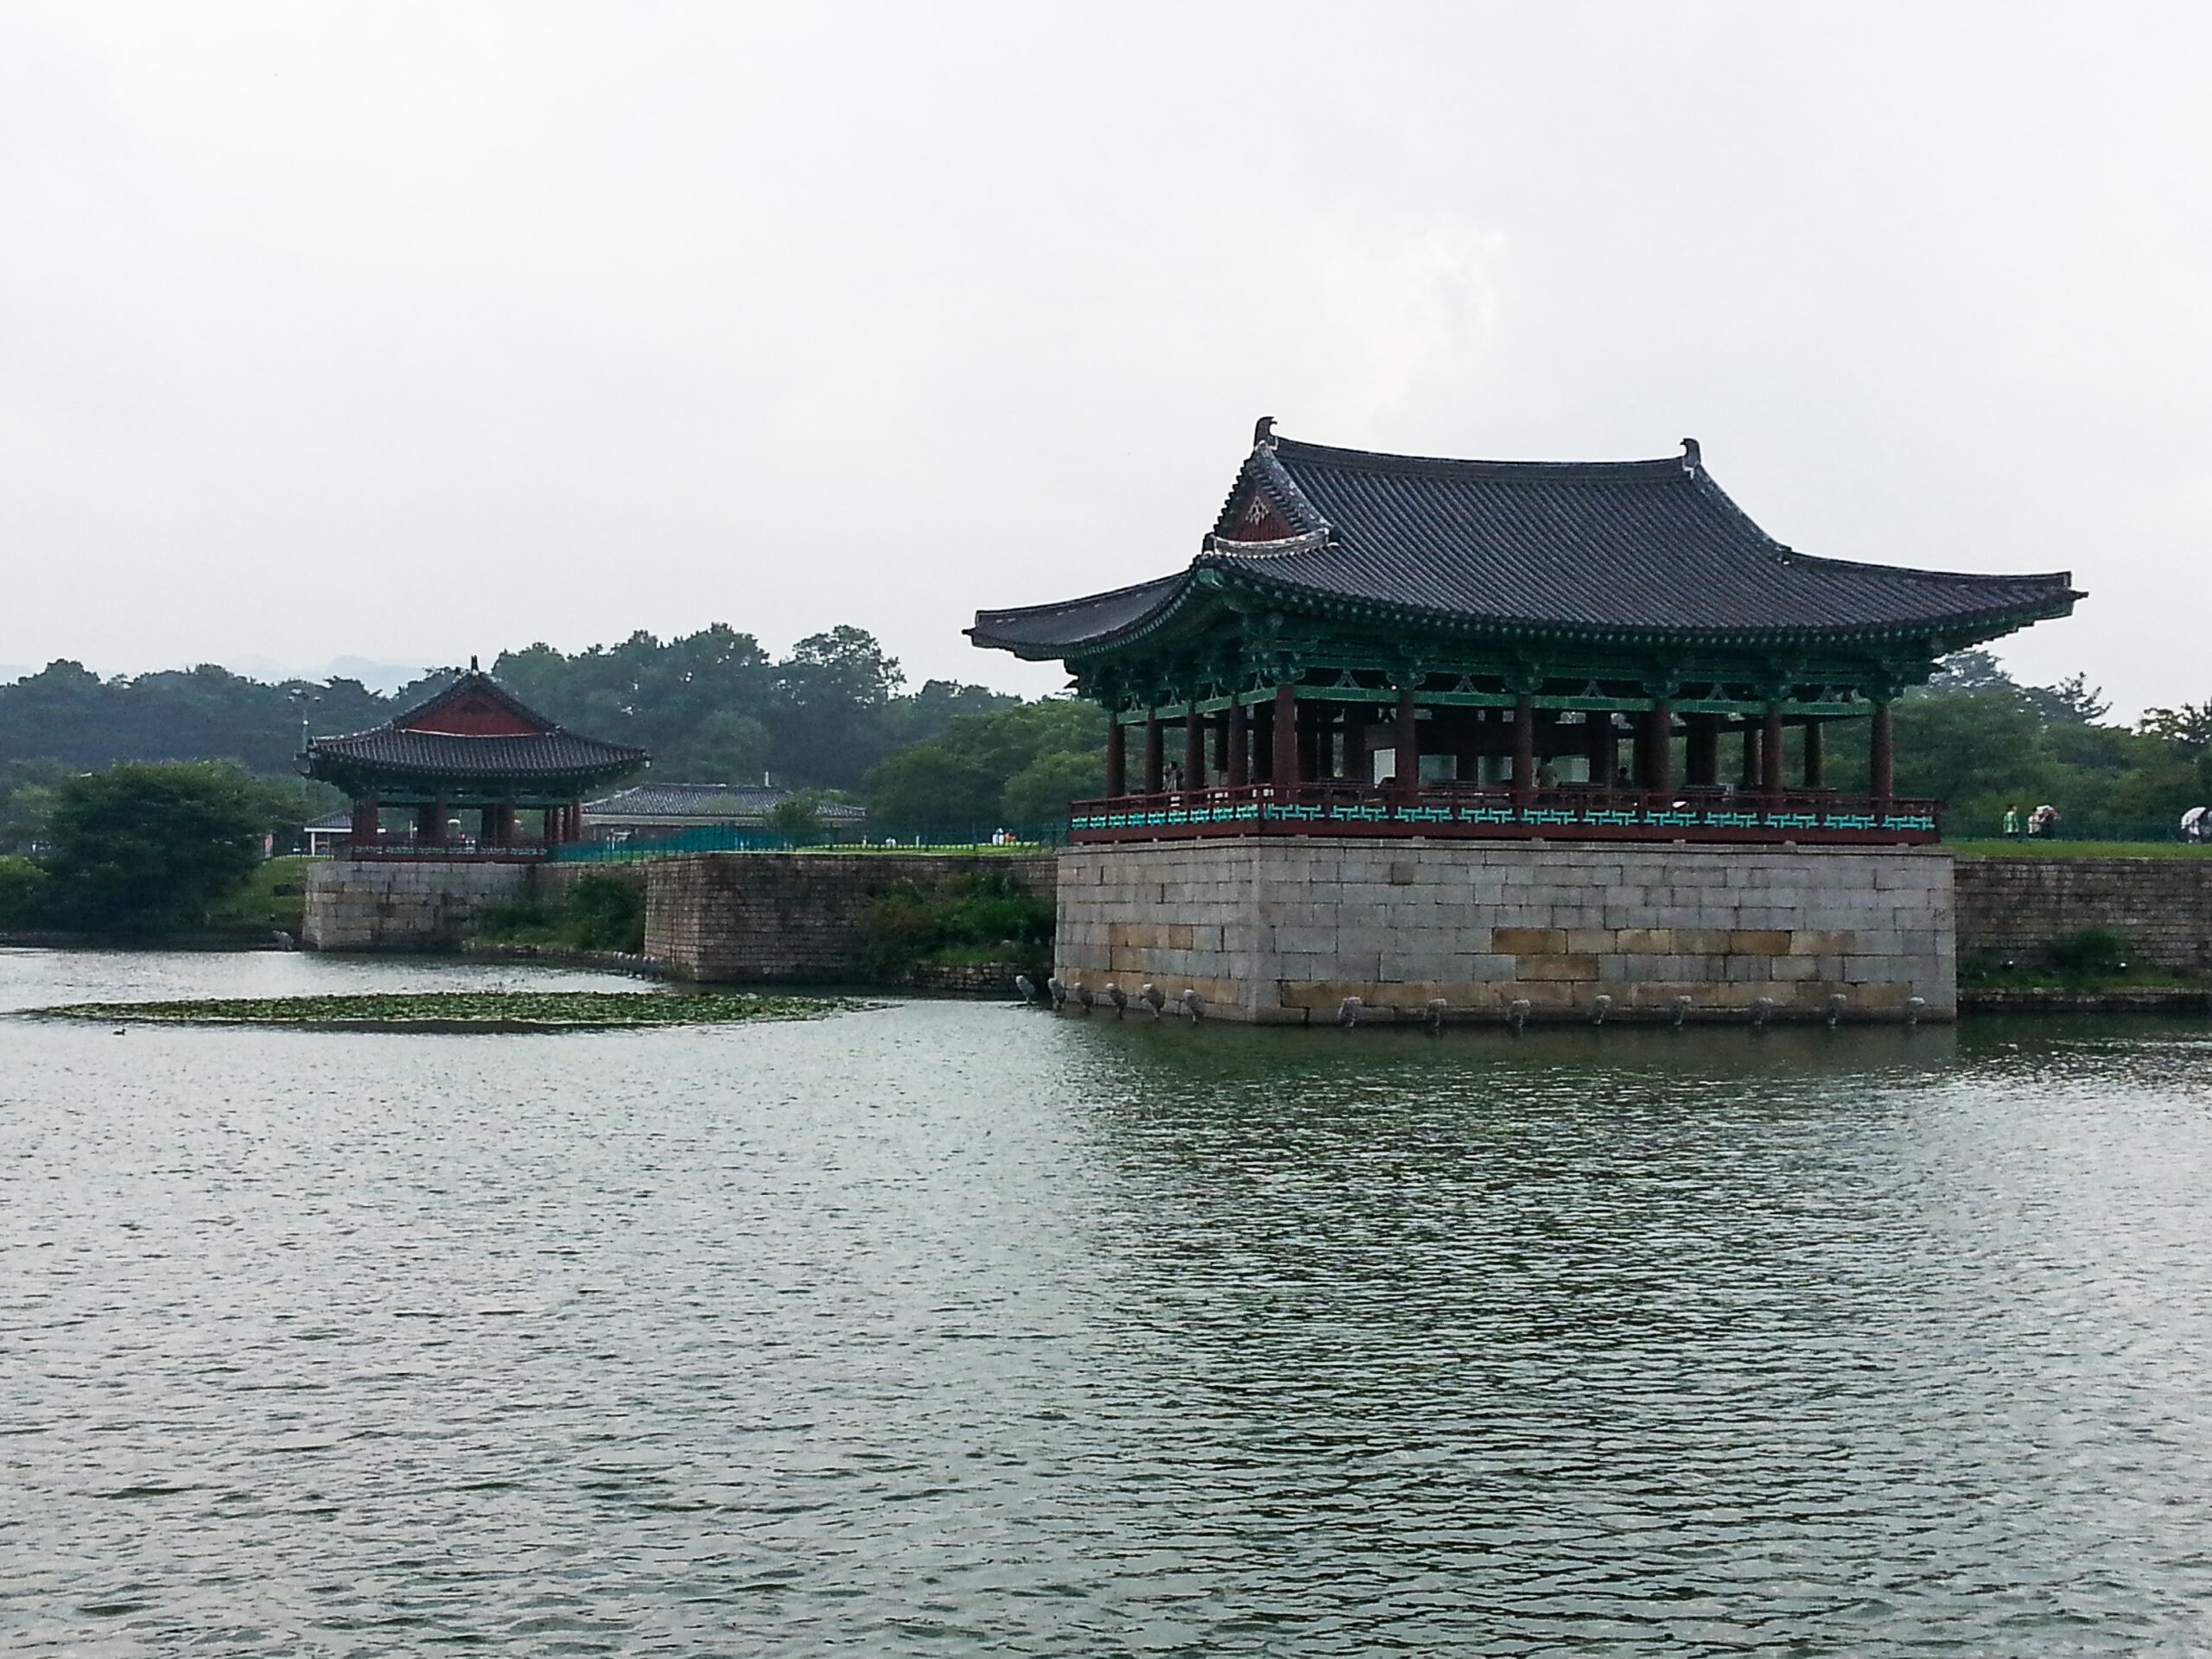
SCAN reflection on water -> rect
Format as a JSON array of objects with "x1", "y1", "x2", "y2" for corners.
[{"x1": 3, "y1": 949, "x2": 2211, "y2": 1654}]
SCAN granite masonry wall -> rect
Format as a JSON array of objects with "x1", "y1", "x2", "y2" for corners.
[
  {"x1": 302, "y1": 859, "x2": 531, "y2": 951},
  {"x1": 1954, "y1": 856, "x2": 2212, "y2": 971},
  {"x1": 1056, "y1": 839, "x2": 1955, "y2": 1024},
  {"x1": 645, "y1": 853, "x2": 1055, "y2": 983}
]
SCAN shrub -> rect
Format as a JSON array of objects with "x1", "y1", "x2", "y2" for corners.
[
  {"x1": 2045, "y1": 928, "x2": 2130, "y2": 978},
  {"x1": 477, "y1": 872, "x2": 645, "y2": 953},
  {"x1": 857, "y1": 872, "x2": 1053, "y2": 975}
]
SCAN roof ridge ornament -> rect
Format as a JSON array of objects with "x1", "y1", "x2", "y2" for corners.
[
  {"x1": 1201, "y1": 528, "x2": 1331, "y2": 559},
  {"x1": 1681, "y1": 437, "x2": 1701, "y2": 474},
  {"x1": 1253, "y1": 415, "x2": 1277, "y2": 449}
]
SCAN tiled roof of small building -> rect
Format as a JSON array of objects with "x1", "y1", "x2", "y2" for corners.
[
  {"x1": 969, "y1": 433, "x2": 2082, "y2": 656},
  {"x1": 305, "y1": 669, "x2": 646, "y2": 785},
  {"x1": 584, "y1": 784, "x2": 867, "y2": 822}
]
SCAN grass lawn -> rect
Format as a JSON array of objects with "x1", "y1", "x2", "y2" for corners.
[
  {"x1": 1947, "y1": 840, "x2": 2209, "y2": 859},
  {"x1": 207, "y1": 854, "x2": 316, "y2": 934}
]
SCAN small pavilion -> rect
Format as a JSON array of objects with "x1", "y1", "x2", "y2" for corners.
[
  {"x1": 971, "y1": 423, "x2": 2081, "y2": 845},
  {"x1": 302, "y1": 664, "x2": 647, "y2": 855}
]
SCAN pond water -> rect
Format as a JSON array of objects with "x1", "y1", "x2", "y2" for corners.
[{"x1": 4, "y1": 948, "x2": 2212, "y2": 1655}]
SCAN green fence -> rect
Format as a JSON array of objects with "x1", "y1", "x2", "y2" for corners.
[{"x1": 550, "y1": 820, "x2": 1070, "y2": 864}]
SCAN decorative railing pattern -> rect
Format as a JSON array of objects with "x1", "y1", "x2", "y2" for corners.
[
  {"x1": 1068, "y1": 784, "x2": 1940, "y2": 845},
  {"x1": 345, "y1": 840, "x2": 553, "y2": 861}
]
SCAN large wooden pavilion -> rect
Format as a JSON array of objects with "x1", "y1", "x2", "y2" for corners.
[
  {"x1": 971, "y1": 423, "x2": 2081, "y2": 846},
  {"x1": 303, "y1": 665, "x2": 647, "y2": 855}
]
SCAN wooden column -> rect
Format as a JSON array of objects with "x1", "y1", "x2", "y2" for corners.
[
  {"x1": 542, "y1": 806, "x2": 561, "y2": 844},
  {"x1": 349, "y1": 799, "x2": 380, "y2": 843},
  {"x1": 1211, "y1": 711, "x2": 1230, "y2": 779},
  {"x1": 1740, "y1": 719, "x2": 1762, "y2": 788},
  {"x1": 1761, "y1": 701, "x2": 1785, "y2": 796},
  {"x1": 1226, "y1": 701, "x2": 1249, "y2": 787},
  {"x1": 1871, "y1": 702, "x2": 1894, "y2": 798},
  {"x1": 1141, "y1": 709, "x2": 1163, "y2": 794},
  {"x1": 416, "y1": 802, "x2": 445, "y2": 845},
  {"x1": 1183, "y1": 708, "x2": 1205, "y2": 791},
  {"x1": 1105, "y1": 715, "x2": 1126, "y2": 798},
  {"x1": 1802, "y1": 719, "x2": 1824, "y2": 789},
  {"x1": 1395, "y1": 685, "x2": 1421, "y2": 799},
  {"x1": 1297, "y1": 701, "x2": 1323, "y2": 785},
  {"x1": 1343, "y1": 705, "x2": 1369, "y2": 786},
  {"x1": 1686, "y1": 714, "x2": 1718, "y2": 786},
  {"x1": 1272, "y1": 684, "x2": 1300, "y2": 787},
  {"x1": 1510, "y1": 695, "x2": 1535, "y2": 798},
  {"x1": 484, "y1": 804, "x2": 513, "y2": 846},
  {"x1": 1644, "y1": 699, "x2": 1673, "y2": 793},
  {"x1": 1586, "y1": 712, "x2": 1615, "y2": 787}
]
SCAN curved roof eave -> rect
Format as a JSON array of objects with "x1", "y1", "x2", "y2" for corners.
[{"x1": 1039, "y1": 563, "x2": 2079, "y2": 662}]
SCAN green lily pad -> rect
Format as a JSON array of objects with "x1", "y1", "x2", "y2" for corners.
[{"x1": 27, "y1": 990, "x2": 873, "y2": 1031}]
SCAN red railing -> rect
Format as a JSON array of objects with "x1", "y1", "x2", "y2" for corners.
[{"x1": 1069, "y1": 782, "x2": 1940, "y2": 845}]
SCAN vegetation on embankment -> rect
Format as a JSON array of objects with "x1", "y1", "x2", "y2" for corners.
[
  {"x1": 475, "y1": 873, "x2": 646, "y2": 954},
  {"x1": 857, "y1": 871, "x2": 1054, "y2": 976},
  {"x1": 29, "y1": 990, "x2": 868, "y2": 1030},
  {"x1": 1958, "y1": 927, "x2": 2206, "y2": 993},
  {"x1": 206, "y1": 855, "x2": 313, "y2": 935}
]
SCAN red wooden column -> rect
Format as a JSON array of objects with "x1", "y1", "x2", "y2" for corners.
[
  {"x1": 1802, "y1": 720, "x2": 1824, "y2": 788},
  {"x1": 1740, "y1": 718, "x2": 1762, "y2": 788},
  {"x1": 1226, "y1": 701, "x2": 1249, "y2": 787},
  {"x1": 1272, "y1": 684, "x2": 1300, "y2": 788},
  {"x1": 1141, "y1": 709, "x2": 1164, "y2": 794},
  {"x1": 1104, "y1": 715, "x2": 1126, "y2": 798},
  {"x1": 416, "y1": 802, "x2": 445, "y2": 845},
  {"x1": 1395, "y1": 685, "x2": 1421, "y2": 800},
  {"x1": 1871, "y1": 702, "x2": 1895, "y2": 798},
  {"x1": 1183, "y1": 705, "x2": 1205, "y2": 791},
  {"x1": 1643, "y1": 699, "x2": 1673, "y2": 793},
  {"x1": 349, "y1": 799, "x2": 380, "y2": 845},
  {"x1": 1761, "y1": 701, "x2": 1785, "y2": 797},
  {"x1": 1510, "y1": 695, "x2": 1535, "y2": 799}
]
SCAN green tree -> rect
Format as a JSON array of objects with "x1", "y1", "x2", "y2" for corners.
[
  {"x1": 0, "y1": 855, "x2": 48, "y2": 927},
  {"x1": 42, "y1": 763, "x2": 267, "y2": 932},
  {"x1": 866, "y1": 699, "x2": 1104, "y2": 833},
  {"x1": 763, "y1": 792, "x2": 834, "y2": 846}
]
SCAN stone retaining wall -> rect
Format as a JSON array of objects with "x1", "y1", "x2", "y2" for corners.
[
  {"x1": 302, "y1": 860, "x2": 531, "y2": 951},
  {"x1": 1056, "y1": 839, "x2": 1954, "y2": 1024},
  {"x1": 1955, "y1": 857, "x2": 2212, "y2": 971},
  {"x1": 645, "y1": 853, "x2": 1055, "y2": 983}
]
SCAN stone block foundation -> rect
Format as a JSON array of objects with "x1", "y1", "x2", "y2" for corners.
[
  {"x1": 1054, "y1": 839, "x2": 1955, "y2": 1024},
  {"x1": 302, "y1": 859, "x2": 531, "y2": 951}
]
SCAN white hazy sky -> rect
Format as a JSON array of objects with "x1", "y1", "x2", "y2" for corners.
[{"x1": 2, "y1": 3, "x2": 2208, "y2": 712}]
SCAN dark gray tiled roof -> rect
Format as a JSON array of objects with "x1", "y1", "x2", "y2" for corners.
[
  {"x1": 306, "y1": 668, "x2": 647, "y2": 784},
  {"x1": 584, "y1": 784, "x2": 866, "y2": 822},
  {"x1": 970, "y1": 435, "x2": 2081, "y2": 655},
  {"x1": 308, "y1": 727, "x2": 646, "y2": 779}
]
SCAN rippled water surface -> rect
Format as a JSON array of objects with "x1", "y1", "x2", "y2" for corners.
[{"x1": 5, "y1": 948, "x2": 2212, "y2": 1655}]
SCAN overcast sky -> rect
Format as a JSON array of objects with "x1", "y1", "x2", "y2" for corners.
[{"x1": 2, "y1": 3, "x2": 2208, "y2": 712}]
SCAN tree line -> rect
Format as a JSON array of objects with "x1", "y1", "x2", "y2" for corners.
[
  {"x1": 3, "y1": 627, "x2": 2202, "y2": 864},
  {"x1": 0, "y1": 623, "x2": 1108, "y2": 851}
]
